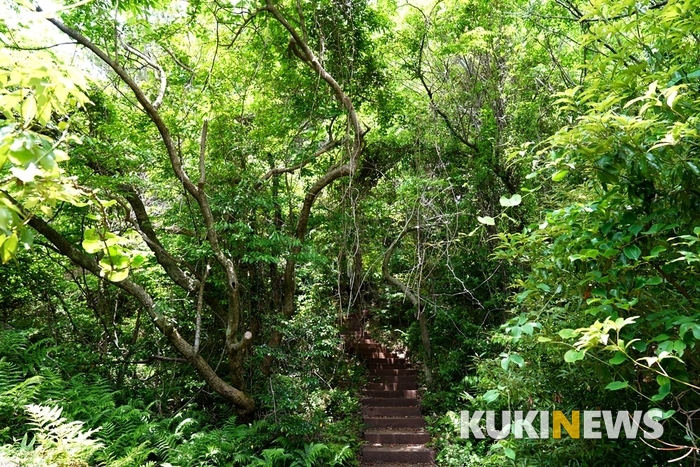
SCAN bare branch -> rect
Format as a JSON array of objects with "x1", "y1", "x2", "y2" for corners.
[
  {"x1": 198, "y1": 119, "x2": 209, "y2": 190},
  {"x1": 261, "y1": 139, "x2": 343, "y2": 181},
  {"x1": 121, "y1": 40, "x2": 167, "y2": 110},
  {"x1": 409, "y1": 3, "x2": 479, "y2": 152},
  {"x1": 162, "y1": 46, "x2": 194, "y2": 73},
  {"x1": 121, "y1": 185, "x2": 200, "y2": 293},
  {"x1": 194, "y1": 261, "x2": 211, "y2": 354},
  {"x1": 382, "y1": 224, "x2": 421, "y2": 308},
  {"x1": 230, "y1": 331, "x2": 253, "y2": 352}
]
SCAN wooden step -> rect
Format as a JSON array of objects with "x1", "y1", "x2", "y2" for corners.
[
  {"x1": 362, "y1": 445, "x2": 434, "y2": 464},
  {"x1": 366, "y1": 382, "x2": 417, "y2": 391},
  {"x1": 369, "y1": 368, "x2": 417, "y2": 377},
  {"x1": 363, "y1": 406, "x2": 421, "y2": 417},
  {"x1": 358, "y1": 352, "x2": 395, "y2": 359},
  {"x1": 365, "y1": 416, "x2": 426, "y2": 428},
  {"x1": 362, "y1": 397, "x2": 419, "y2": 407},
  {"x1": 364, "y1": 429, "x2": 431, "y2": 445},
  {"x1": 363, "y1": 389, "x2": 417, "y2": 398},
  {"x1": 369, "y1": 375, "x2": 417, "y2": 384},
  {"x1": 364, "y1": 359, "x2": 406, "y2": 367}
]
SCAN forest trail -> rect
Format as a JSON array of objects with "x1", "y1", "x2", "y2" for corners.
[{"x1": 342, "y1": 315, "x2": 435, "y2": 466}]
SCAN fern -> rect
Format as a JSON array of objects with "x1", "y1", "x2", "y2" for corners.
[
  {"x1": 25, "y1": 404, "x2": 102, "y2": 463},
  {"x1": 327, "y1": 444, "x2": 353, "y2": 466},
  {"x1": 249, "y1": 448, "x2": 292, "y2": 467},
  {"x1": 0, "y1": 361, "x2": 42, "y2": 443},
  {"x1": 290, "y1": 442, "x2": 328, "y2": 467},
  {"x1": 0, "y1": 329, "x2": 31, "y2": 360},
  {"x1": 0, "y1": 404, "x2": 102, "y2": 467}
]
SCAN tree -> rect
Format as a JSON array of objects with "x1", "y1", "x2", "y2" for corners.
[{"x1": 1, "y1": 0, "x2": 376, "y2": 413}]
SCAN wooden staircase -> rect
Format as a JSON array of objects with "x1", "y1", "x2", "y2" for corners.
[{"x1": 342, "y1": 315, "x2": 435, "y2": 466}]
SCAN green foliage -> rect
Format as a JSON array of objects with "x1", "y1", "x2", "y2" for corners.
[
  {"x1": 3, "y1": 0, "x2": 700, "y2": 464},
  {"x1": 0, "y1": 47, "x2": 89, "y2": 261},
  {"x1": 0, "y1": 403, "x2": 101, "y2": 467}
]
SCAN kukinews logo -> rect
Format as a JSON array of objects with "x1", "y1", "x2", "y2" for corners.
[{"x1": 461, "y1": 410, "x2": 664, "y2": 440}]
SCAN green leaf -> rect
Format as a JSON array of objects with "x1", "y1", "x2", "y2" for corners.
[
  {"x1": 1, "y1": 233, "x2": 18, "y2": 263},
  {"x1": 623, "y1": 245, "x2": 641, "y2": 260},
  {"x1": 500, "y1": 355, "x2": 509, "y2": 371},
  {"x1": 509, "y1": 354, "x2": 524, "y2": 367},
  {"x1": 605, "y1": 381, "x2": 629, "y2": 391},
  {"x1": 651, "y1": 377, "x2": 671, "y2": 401},
  {"x1": 583, "y1": 249, "x2": 599, "y2": 259},
  {"x1": 645, "y1": 277, "x2": 663, "y2": 286},
  {"x1": 552, "y1": 170, "x2": 569, "y2": 181},
  {"x1": 642, "y1": 224, "x2": 664, "y2": 235},
  {"x1": 131, "y1": 254, "x2": 147, "y2": 268},
  {"x1": 504, "y1": 447, "x2": 516, "y2": 460},
  {"x1": 105, "y1": 268, "x2": 130, "y2": 282},
  {"x1": 628, "y1": 224, "x2": 643, "y2": 236},
  {"x1": 609, "y1": 352, "x2": 626, "y2": 365},
  {"x1": 82, "y1": 228, "x2": 103, "y2": 254},
  {"x1": 646, "y1": 245, "x2": 666, "y2": 258},
  {"x1": 477, "y1": 216, "x2": 495, "y2": 225},
  {"x1": 558, "y1": 328, "x2": 578, "y2": 339},
  {"x1": 646, "y1": 408, "x2": 675, "y2": 421},
  {"x1": 564, "y1": 349, "x2": 585, "y2": 363},
  {"x1": 483, "y1": 389, "x2": 500, "y2": 403},
  {"x1": 499, "y1": 194, "x2": 522, "y2": 207}
]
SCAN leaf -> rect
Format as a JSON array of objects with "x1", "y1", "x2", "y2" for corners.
[
  {"x1": 10, "y1": 163, "x2": 43, "y2": 182},
  {"x1": 646, "y1": 245, "x2": 666, "y2": 258},
  {"x1": 105, "y1": 268, "x2": 129, "y2": 282},
  {"x1": 552, "y1": 170, "x2": 569, "y2": 181},
  {"x1": 537, "y1": 336, "x2": 552, "y2": 343},
  {"x1": 477, "y1": 216, "x2": 495, "y2": 226},
  {"x1": 499, "y1": 194, "x2": 522, "y2": 207},
  {"x1": 509, "y1": 354, "x2": 525, "y2": 367},
  {"x1": 82, "y1": 228, "x2": 103, "y2": 254},
  {"x1": 483, "y1": 389, "x2": 500, "y2": 403},
  {"x1": 628, "y1": 224, "x2": 643, "y2": 236},
  {"x1": 642, "y1": 224, "x2": 664, "y2": 235},
  {"x1": 131, "y1": 254, "x2": 147, "y2": 268},
  {"x1": 21, "y1": 95, "x2": 37, "y2": 126},
  {"x1": 609, "y1": 352, "x2": 626, "y2": 365},
  {"x1": 651, "y1": 376, "x2": 671, "y2": 401},
  {"x1": 666, "y1": 88, "x2": 678, "y2": 109},
  {"x1": 605, "y1": 381, "x2": 629, "y2": 391},
  {"x1": 1, "y1": 233, "x2": 18, "y2": 263},
  {"x1": 558, "y1": 328, "x2": 578, "y2": 339},
  {"x1": 623, "y1": 245, "x2": 641, "y2": 260},
  {"x1": 645, "y1": 277, "x2": 663, "y2": 285},
  {"x1": 564, "y1": 349, "x2": 585, "y2": 363},
  {"x1": 504, "y1": 447, "x2": 516, "y2": 460},
  {"x1": 500, "y1": 355, "x2": 509, "y2": 371}
]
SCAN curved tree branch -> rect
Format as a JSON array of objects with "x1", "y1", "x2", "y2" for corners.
[
  {"x1": 258, "y1": 1, "x2": 366, "y2": 373},
  {"x1": 261, "y1": 138, "x2": 344, "y2": 181},
  {"x1": 120, "y1": 39, "x2": 167, "y2": 110},
  {"x1": 39, "y1": 6, "x2": 253, "y2": 411},
  {"x1": 24, "y1": 212, "x2": 255, "y2": 412}
]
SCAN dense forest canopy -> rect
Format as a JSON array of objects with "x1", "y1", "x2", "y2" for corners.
[{"x1": 0, "y1": 0, "x2": 699, "y2": 465}]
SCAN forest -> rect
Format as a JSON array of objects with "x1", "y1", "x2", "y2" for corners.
[{"x1": 0, "y1": 0, "x2": 699, "y2": 465}]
